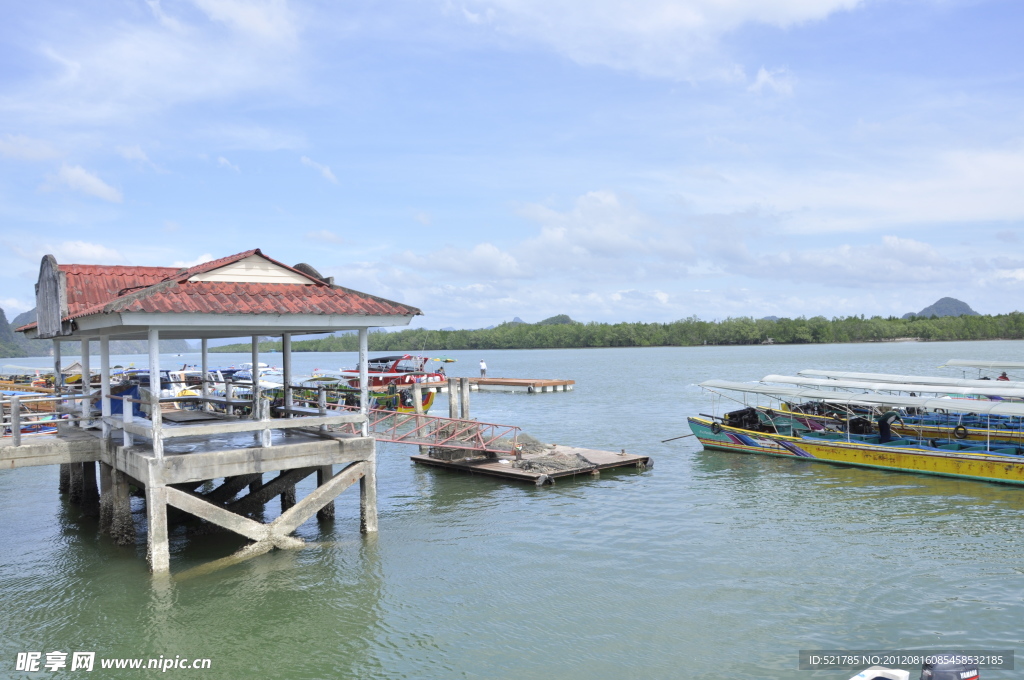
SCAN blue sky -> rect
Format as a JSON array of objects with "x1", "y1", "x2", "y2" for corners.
[{"x1": 1, "y1": 0, "x2": 1023, "y2": 329}]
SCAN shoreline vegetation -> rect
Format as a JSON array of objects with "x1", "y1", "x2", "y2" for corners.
[{"x1": 210, "y1": 312, "x2": 1024, "y2": 353}]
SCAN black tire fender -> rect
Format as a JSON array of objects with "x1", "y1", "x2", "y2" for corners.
[
  {"x1": 710, "y1": 422, "x2": 722, "y2": 435},
  {"x1": 953, "y1": 425, "x2": 968, "y2": 440}
]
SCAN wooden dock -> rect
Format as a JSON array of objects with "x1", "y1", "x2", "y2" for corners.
[
  {"x1": 416, "y1": 378, "x2": 575, "y2": 393},
  {"x1": 410, "y1": 444, "x2": 650, "y2": 485}
]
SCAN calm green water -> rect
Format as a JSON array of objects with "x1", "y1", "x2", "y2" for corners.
[{"x1": 3, "y1": 341, "x2": 1024, "y2": 679}]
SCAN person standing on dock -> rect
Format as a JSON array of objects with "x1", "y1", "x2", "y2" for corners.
[{"x1": 479, "y1": 359, "x2": 487, "y2": 377}]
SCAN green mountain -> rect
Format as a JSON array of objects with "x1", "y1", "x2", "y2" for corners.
[
  {"x1": 1, "y1": 306, "x2": 194, "y2": 358},
  {"x1": 903, "y1": 297, "x2": 979, "y2": 319}
]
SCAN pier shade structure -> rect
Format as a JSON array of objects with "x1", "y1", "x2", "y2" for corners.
[{"x1": 12, "y1": 249, "x2": 420, "y2": 574}]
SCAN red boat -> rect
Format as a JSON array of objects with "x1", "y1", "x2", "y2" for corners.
[{"x1": 342, "y1": 355, "x2": 448, "y2": 389}]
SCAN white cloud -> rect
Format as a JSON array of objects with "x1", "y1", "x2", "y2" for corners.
[
  {"x1": 455, "y1": 0, "x2": 863, "y2": 78},
  {"x1": 191, "y1": 0, "x2": 297, "y2": 43},
  {"x1": 116, "y1": 144, "x2": 162, "y2": 171},
  {"x1": 51, "y1": 241, "x2": 127, "y2": 264},
  {"x1": 0, "y1": 297, "x2": 34, "y2": 313},
  {"x1": 305, "y1": 230, "x2": 344, "y2": 244},
  {"x1": 2, "y1": 1, "x2": 302, "y2": 127},
  {"x1": 0, "y1": 134, "x2": 59, "y2": 160},
  {"x1": 217, "y1": 156, "x2": 240, "y2": 172},
  {"x1": 46, "y1": 164, "x2": 123, "y2": 202},
  {"x1": 414, "y1": 211, "x2": 432, "y2": 226},
  {"x1": 173, "y1": 253, "x2": 214, "y2": 268},
  {"x1": 748, "y1": 66, "x2": 794, "y2": 95},
  {"x1": 300, "y1": 156, "x2": 338, "y2": 184}
]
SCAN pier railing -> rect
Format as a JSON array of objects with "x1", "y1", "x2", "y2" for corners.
[{"x1": 2, "y1": 383, "x2": 368, "y2": 457}]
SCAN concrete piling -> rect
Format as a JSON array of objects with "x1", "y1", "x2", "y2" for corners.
[
  {"x1": 81, "y1": 461, "x2": 100, "y2": 518},
  {"x1": 280, "y1": 484, "x2": 296, "y2": 512},
  {"x1": 59, "y1": 463, "x2": 70, "y2": 495},
  {"x1": 316, "y1": 466, "x2": 335, "y2": 521},
  {"x1": 69, "y1": 462, "x2": 84, "y2": 505},
  {"x1": 109, "y1": 469, "x2": 135, "y2": 546},
  {"x1": 98, "y1": 462, "x2": 113, "y2": 533}
]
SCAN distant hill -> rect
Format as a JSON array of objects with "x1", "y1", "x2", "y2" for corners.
[
  {"x1": 1, "y1": 306, "x2": 193, "y2": 358},
  {"x1": 903, "y1": 297, "x2": 980, "y2": 319},
  {"x1": 537, "y1": 314, "x2": 577, "y2": 325}
]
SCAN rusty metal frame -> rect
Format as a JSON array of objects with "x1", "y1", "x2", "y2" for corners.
[{"x1": 334, "y1": 405, "x2": 519, "y2": 455}]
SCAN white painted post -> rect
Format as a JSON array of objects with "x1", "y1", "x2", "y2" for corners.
[
  {"x1": 318, "y1": 384, "x2": 327, "y2": 433},
  {"x1": 226, "y1": 377, "x2": 234, "y2": 417},
  {"x1": 11, "y1": 396, "x2": 21, "y2": 447},
  {"x1": 251, "y1": 335, "x2": 261, "y2": 421},
  {"x1": 282, "y1": 333, "x2": 292, "y2": 417},
  {"x1": 80, "y1": 338, "x2": 91, "y2": 427},
  {"x1": 123, "y1": 387, "x2": 134, "y2": 447},
  {"x1": 460, "y1": 377, "x2": 470, "y2": 419},
  {"x1": 53, "y1": 339, "x2": 62, "y2": 398},
  {"x1": 148, "y1": 328, "x2": 163, "y2": 459},
  {"x1": 358, "y1": 328, "x2": 368, "y2": 437},
  {"x1": 201, "y1": 338, "x2": 209, "y2": 412},
  {"x1": 146, "y1": 483, "x2": 170, "y2": 573},
  {"x1": 448, "y1": 378, "x2": 458, "y2": 419},
  {"x1": 100, "y1": 336, "x2": 111, "y2": 440}
]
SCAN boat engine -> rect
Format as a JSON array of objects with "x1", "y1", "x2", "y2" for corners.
[
  {"x1": 919, "y1": 660, "x2": 979, "y2": 680},
  {"x1": 724, "y1": 407, "x2": 762, "y2": 431},
  {"x1": 846, "y1": 416, "x2": 874, "y2": 435}
]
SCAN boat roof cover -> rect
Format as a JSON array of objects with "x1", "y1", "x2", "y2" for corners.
[
  {"x1": 940, "y1": 359, "x2": 1024, "y2": 370},
  {"x1": 762, "y1": 374, "x2": 1024, "y2": 399},
  {"x1": 699, "y1": 379, "x2": 1024, "y2": 417},
  {"x1": 796, "y1": 369, "x2": 1024, "y2": 389}
]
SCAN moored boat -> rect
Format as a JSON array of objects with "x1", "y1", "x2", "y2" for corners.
[{"x1": 690, "y1": 380, "x2": 1024, "y2": 487}]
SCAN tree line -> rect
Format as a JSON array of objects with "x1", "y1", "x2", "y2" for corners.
[{"x1": 209, "y1": 312, "x2": 1024, "y2": 353}]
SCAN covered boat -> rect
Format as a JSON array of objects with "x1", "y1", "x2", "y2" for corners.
[{"x1": 689, "y1": 380, "x2": 1024, "y2": 487}]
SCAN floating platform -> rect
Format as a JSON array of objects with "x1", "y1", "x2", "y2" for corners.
[
  {"x1": 417, "y1": 378, "x2": 575, "y2": 393},
  {"x1": 410, "y1": 444, "x2": 649, "y2": 485}
]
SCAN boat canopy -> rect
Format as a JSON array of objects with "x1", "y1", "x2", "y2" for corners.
[
  {"x1": 940, "y1": 359, "x2": 1024, "y2": 370},
  {"x1": 762, "y1": 374, "x2": 1024, "y2": 399},
  {"x1": 796, "y1": 369, "x2": 1024, "y2": 389},
  {"x1": 698, "y1": 379, "x2": 1024, "y2": 417}
]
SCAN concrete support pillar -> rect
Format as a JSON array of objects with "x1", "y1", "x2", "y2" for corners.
[
  {"x1": 358, "y1": 328, "x2": 368, "y2": 437},
  {"x1": 53, "y1": 339, "x2": 62, "y2": 397},
  {"x1": 460, "y1": 377, "x2": 470, "y2": 419},
  {"x1": 110, "y1": 469, "x2": 135, "y2": 546},
  {"x1": 250, "y1": 335, "x2": 261, "y2": 421},
  {"x1": 100, "y1": 336, "x2": 111, "y2": 441},
  {"x1": 316, "y1": 465, "x2": 335, "y2": 521},
  {"x1": 201, "y1": 338, "x2": 209, "y2": 412},
  {"x1": 360, "y1": 450, "x2": 378, "y2": 534},
  {"x1": 282, "y1": 333, "x2": 292, "y2": 416},
  {"x1": 148, "y1": 328, "x2": 163, "y2": 459},
  {"x1": 146, "y1": 484, "x2": 170, "y2": 573},
  {"x1": 59, "y1": 464, "x2": 70, "y2": 495},
  {"x1": 448, "y1": 378, "x2": 458, "y2": 419},
  {"x1": 99, "y1": 461, "x2": 114, "y2": 533},
  {"x1": 81, "y1": 461, "x2": 100, "y2": 518},
  {"x1": 69, "y1": 462, "x2": 84, "y2": 505},
  {"x1": 80, "y1": 338, "x2": 91, "y2": 427},
  {"x1": 248, "y1": 473, "x2": 263, "y2": 495}
]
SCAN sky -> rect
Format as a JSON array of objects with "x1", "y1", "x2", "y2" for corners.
[{"x1": 1, "y1": 0, "x2": 1023, "y2": 329}]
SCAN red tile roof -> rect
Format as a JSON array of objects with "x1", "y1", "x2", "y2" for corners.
[{"x1": 19, "y1": 249, "x2": 420, "y2": 330}]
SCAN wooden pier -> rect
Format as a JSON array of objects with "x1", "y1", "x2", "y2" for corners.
[
  {"x1": 6, "y1": 248, "x2": 423, "y2": 575},
  {"x1": 416, "y1": 378, "x2": 575, "y2": 393},
  {"x1": 411, "y1": 444, "x2": 650, "y2": 485}
]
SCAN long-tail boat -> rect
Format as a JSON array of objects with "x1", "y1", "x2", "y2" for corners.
[{"x1": 689, "y1": 380, "x2": 1024, "y2": 486}]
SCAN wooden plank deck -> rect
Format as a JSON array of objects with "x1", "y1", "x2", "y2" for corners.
[{"x1": 410, "y1": 444, "x2": 649, "y2": 484}]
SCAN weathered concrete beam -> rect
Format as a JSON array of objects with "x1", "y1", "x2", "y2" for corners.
[
  {"x1": 316, "y1": 465, "x2": 335, "y2": 521},
  {"x1": 112, "y1": 437, "x2": 372, "y2": 485},
  {"x1": 227, "y1": 467, "x2": 316, "y2": 515},
  {"x1": 0, "y1": 432, "x2": 103, "y2": 470},
  {"x1": 272, "y1": 462, "x2": 366, "y2": 536}
]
